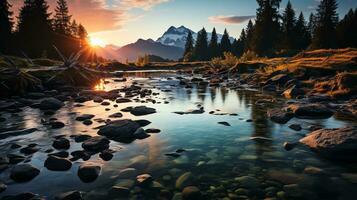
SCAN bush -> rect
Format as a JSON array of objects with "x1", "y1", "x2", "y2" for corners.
[
  {"x1": 239, "y1": 50, "x2": 259, "y2": 62},
  {"x1": 210, "y1": 52, "x2": 239, "y2": 68}
]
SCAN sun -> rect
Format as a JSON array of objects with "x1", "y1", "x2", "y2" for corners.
[{"x1": 89, "y1": 37, "x2": 105, "y2": 47}]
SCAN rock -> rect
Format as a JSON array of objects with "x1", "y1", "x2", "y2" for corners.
[
  {"x1": 130, "y1": 106, "x2": 156, "y2": 116},
  {"x1": 110, "y1": 186, "x2": 130, "y2": 196},
  {"x1": 133, "y1": 128, "x2": 150, "y2": 139},
  {"x1": 0, "y1": 128, "x2": 38, "y2": 140},
  {"x1": 20, "y1": 145, "x2": 39, "y2": 155},
  {"x1": 118, "y1": 168, "x2": 138, "y2": 179},
  {"x1": 70, "y1": 150, "x2": 90, "y2": 161},
  {"x1": 55, "y1": 191, "x2": 83, "y2": 200},
  {"x1": 304, "y1": 166, "x2": 324, "y2": 175},
  {"x1": 39, "y1": 97, "x2": 64, "y2": 110},
  {"x1": 109, "y1": 112, "x2": 123, "y2": 118},
  {"x1": 145, "y1": 128, "x2": 161, "y2": 133},
  {"x1": 299, "y1": 127, "x2": 357, "y2": 161},
  {"x1": 136, "y1": 174, "x2": 153, "y2": 186},
  {"x1": 267, "y1": 109, "x2": 294, "y2": 124},
  {"x1": 101, "y1": 101, "x2": 111, "y2": 106},
  {"x1": 283, "y1": 142, "x2": 298, "y2": 151},
  {"x1": 269, "y1": 74, "x2": 291, "y2": 86},
  {"x1": 10, "y1": 164, "x2": 40, "y2": 182},
  {"x1": 76, "y1": 114, "x2": 95, "y2": 121},
  {"x1": 182, "y1": 186, "x2": 202, "y2": 200},
  {"x1": 165, "y1": 153, "x2": 181, "y2": 158},
  {"x1": 83, "y1": 119, "x2": 93, "y2": 125},
  {"x1": 78, "y1": 163, "x2": 101, "y2": 183},
  {"x1": 175, "y1": 172, "x2": 193, "y2": 189},
  {"x1": 116, "y1": 98, "x2": 132, "y2": 103},
  {"x1": 97, "y1": 119, "x2": 141, "y2": 140},
  {"x1": 0, "y1": 192, "x2": 36, "y2": 200},
  {"x1": 99, "y1": 149, "x2": 114, "y2": 161},
  {"x1": 73, "y1": 134, "x2": 91, "y2": 143},
  {"x1": 235, "y1": 176, "x2": 259, "y2": 188},
  {"x1": 283, "y1": 184, "x2": 300, "y2": 198},
  {"x1": 262, "y1": 84, "x2": 277, "y2": 92},
  {"x1": 50, "y1": 121, "x2": 65, "y2": 129},
  {"x1": 0, "y1": 182, "x2": 6, "y2": 193},
  {"x1": 134, "y1": 119, "x2": 151, "y2": 127},
  {"x1": 288, "y1": 124, "x2": 302, "y2": 131},
  {"x1": 287, "y1": 104, "x2": 334, "y2": 119},
  {"x1": 82, "y1": 136, "x2": 110, "y2": 152},
  {"x1": 44, "y1": 156, "x2": 72, "y2": 171},
  {"x1": 283, "y1": 85, "x2": 305, "y2": 99},
  {"x1": 7, "y1": 154, "x2": 25, "y2": 164},
  {"x1": 93, "y1": 96, "x2": 104, "y2": 103},
  {"x1": 53, "y1": 138, "x2": 70, "y2": 149},
  {"x1": 250, "y1": 136, "x2": 273, "y2": 142},
  {"x1": 49, "y1": 151, "x2": 69, "y2": 158},
  {"x1": 218, "y1": 122, "x2": 231, "y2": 126}
]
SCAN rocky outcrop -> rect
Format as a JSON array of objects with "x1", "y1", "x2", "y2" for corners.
[
  {"x1": 286, "y1": 104, "x2": 334, "y2": 119},
  {"x1": 300, "y1": 127, "x2": 357, "y2": 161},
  {"x1": 267, "y1": 109, "x2": 294, "y2": 124}
]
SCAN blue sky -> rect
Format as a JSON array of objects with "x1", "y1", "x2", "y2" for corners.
[{"x1": 85, "y1": 0, "x2": 357, "y2": 46}]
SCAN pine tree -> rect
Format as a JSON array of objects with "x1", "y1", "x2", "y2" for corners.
[
  {"x1": 281, "y1": 1, "x2": 296, "y2": 50},
  {"x1": 53, "y1": 0, "x2": 72, "y2": 35},
  {"x1": 0, "y1": 0, "x2": 13, "y2": 53},
  {"x1": 311, "y1": 0, "x2": 339, "y2": 49},
  {"x1": 245, "y1": 20, "x2": 254, "y2": 51},
  {"x1": 70, "y1": 20, "x2": 79, "y2": 38},
  {"x1": 233, "y1": 29, "x2": 247, "y2": 57},
  {"x1": 336, "y1": 9, "x2": 357, "y2": 48},
  {"x1": 220, "y1": 29, "x2": 231, "y2": 55},
  {"x1": 77, "y1": 24, "x2": 88, "y2": 48},
  {"x1": 308, "y1": 13, "x2": 316, "y2": 38},
  {"x1": 183, "y1": 31, "x2": 193, "y2": 58},
  {"x1": 208, "y1": 28, "x2": 219, "y2": 59},
  {"x1": 251, "y1": 0, "x2": 282, "y2": 56},
  {"x1": 295, "y1": 12, "x2": 310, "y2": 50},
  {"x1": 17, "y1": 0, "x2": 53, "y2": 57},
  {"x1": 193, "y1": 28, "x2": 208, "y2": 61}
]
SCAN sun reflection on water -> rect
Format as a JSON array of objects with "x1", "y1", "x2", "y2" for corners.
[{"x1": 94, "y1": 79, "x2": 105, "y2": 91}]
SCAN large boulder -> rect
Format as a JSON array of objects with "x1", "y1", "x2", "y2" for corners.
[
  {"x1": 300, "y1": 127, "x2": 357, "y2": 161},
  {"x1": 267, "y1": 109, "x2": 294, "y2": 124},
  {"x1": 81, "y1": 136, "x2": 110, "y2": 152},
  {"x1": 286, "y1": 104, "x2": 334, "y2": 119},
  {"x1": 10, "y1": 164, "x2": 40, "y2": 182},
  {"x1": 97, "y1": 120, "x2": 141, "y2": 139},
  {"x1": 39, "y1": 98, "x2": 64, "y2": 110}
]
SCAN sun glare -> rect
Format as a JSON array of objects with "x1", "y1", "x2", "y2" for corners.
[{"x1": 89, "y1": 37, "x2": 105, "y2": 47}]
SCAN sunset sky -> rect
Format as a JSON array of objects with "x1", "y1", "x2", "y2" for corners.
[{"x1": 9, "y1": 0, "x2": 357, "y2": 47}]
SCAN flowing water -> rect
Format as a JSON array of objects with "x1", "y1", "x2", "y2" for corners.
[{"x1": 0, "y1": 71, "x2": 357, "y2": 199}]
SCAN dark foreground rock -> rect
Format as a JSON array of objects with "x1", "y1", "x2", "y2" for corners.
[
  {"x1": 81, "y1": 136, "x2": 110, "y2": 152},
  {"x1": 287, "y1": 104, "x2": 334, "y2": 119},
  {"x1": 78, "y1": 163, "x2": 101, "y2": 183},
  {"x1": 10, "y1": 164, "x2": 40, "y2": 182},
  {"x1": 55, "y1": 191, "x2": 83, "y2": 200},
  {"x1": 44, "y1": 156, "x2": 72, "y2": 171},
  {"x1": 300, "y1": 127, "x2": 357, "y2": 161},
  {"x1": 267, "y1": 109, "x2": 294, "y2": 124},
  {"x1": 39, "y1": 97, "x2": 64, "y2": 110},
  {"x1": 130, "y1": 106, "x2": 156, "y2": 116},
  {"x1": 98, "y1": 120, "x2": 141, "y2": 140}
]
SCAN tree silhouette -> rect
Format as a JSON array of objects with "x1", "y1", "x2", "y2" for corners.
[
  {"x1": 245, "y1": 20, "x2": 255, "y2": 52},
  {"x1": 281, "y1": 1, "x2": 296, "y2": 50},
  {"x1": 337, "y1": 9, "x2": 357, "y2": 48},
  {"x1": 183, "y1": 31, "x2": 193, "y2": 58},
  {"x1": 193, "y1": 28, "x2": 208, "y2": 61},
  {"x1": 311, "y1": 0, "x2": 338, "y2": 49},
  {"x1": 208, "y1": 28, "x2": 219, "y2": 59},
  {"x1": 295, "y1": 12, "x2": 310, "y2": 50},
  {"x1": 232, "y1": 29, "x2": 246, "y2": 57},
  {"x1": 54, "y1": 0, "x2": 72, "y2": 35},
  {"x1": 251, "y1": 0, "x2": 282, "y2": 56},
  {"x1": 17, "y1": 0, "x2": 53, "y2": 57},
  {"x1": 220, "y1": 29, "x2": 231, "y2": 55},
  {"x1": 0, "y1": 0, "x2": 13, "y2": 54}
]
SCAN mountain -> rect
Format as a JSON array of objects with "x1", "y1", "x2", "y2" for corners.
[
  {"x1": 157, "y1": 26, "x2": 235, "y2": 48},
  {"x1": 115, "y1": 39, "x2": 184, "y2": 62},
  {"x1": 93, "y1": 44, "x2": 120, "y2": 60}
]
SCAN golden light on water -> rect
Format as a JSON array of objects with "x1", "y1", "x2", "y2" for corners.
[{"x1": 94, "y1": 79, "x2": 105, "y2": 91}]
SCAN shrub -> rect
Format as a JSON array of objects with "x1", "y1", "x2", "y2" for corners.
[
  {"x1": 210, "y1": 52, "x2": 239, "y2": 68},
  {"x1": 136, "y1": 54, "x2": 150, "y2": 67},
  {"x1": 239, "y1": 50, "x2": 259, "y2": 62}
]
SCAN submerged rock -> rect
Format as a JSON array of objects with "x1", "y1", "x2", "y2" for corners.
[
  {"x1": 299, "y1": 127, "x2": 357, "y2": 161},
  {"x1": 78, "y1": 163, "x2": 101, "y2": 183},
  {"x1": 136, "y1": 174, "x2": 153, "y2": 186},
  {"x1": 175, "y1": 172, "x2": 193, "y2": 189},
  {"x1": 130, "y1": 106, "x2": 156, "y2": 116},
  {"x1": 39, "y1": 97, "x2": 64, "y2": 110},
  {"x1": 218, "y1": 122, "x2": 231, "y2": 126},
  {"x1": 182, "y1": 186, "x2": 202, "y2": 200},
  {"x1": 235, "y1": 176, "x2": 260, "y2": 188},
  {"x1": 52, "y1": 138, "x2": 70, "y2": 149},
  {"x1": 289, "y1": 124, "x2": 302, "y2": 131},
  {"x1": 10, "y1": 164, "x2": 40, "y2": 182},
  {"x1": 76, "y1": 114, "x2": 95, "y2": 121},
  {"x1": 55, "y1": 190, "x2": 83, "y2": 200}
]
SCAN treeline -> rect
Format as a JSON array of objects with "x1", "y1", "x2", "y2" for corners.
[
  {"x1": 183, "y1": 0, "x2": 357, "y2": 61},
  {"x1": 0, "y1": 0, "x2": 100, "y2": 61}
]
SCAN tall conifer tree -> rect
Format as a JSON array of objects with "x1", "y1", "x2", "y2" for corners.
[
  {"x1": 0, "y1": 0, "x2": 13, "y2": 53},
  {"x1": 220, "y1": 29, "x2": 231, "y2": 55},
  {"x1": 281, "y1": 1, "x2": 296, "y2": 49},
  {"x1": 208, "y1": 28, "x2": 219, "y2": 59},
  {"x1": 193, "y1": 28, "x2": 208, "y2": 61},
  {"x1": 183, "y1": 31, "x2": 194, "y2": 57},
  {"x1": 54, "y1": 0, "x2": 72, "y2": 35}
]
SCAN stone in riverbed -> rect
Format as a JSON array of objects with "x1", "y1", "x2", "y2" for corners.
[
  {"x1": 289, "y1": 124, "x2": 302, "y2": 131},
  {"x1": 145, "y1": 128, "x2": 161, "y2": 133},
  {"x1": 50, "y1": 121, "x2": 65, "y2": 129},
  {"x1": 267, "y1": 109, "x2": 294, "y2": 124},
  {"x1": 299, "y1": 127, "x2": 357, "y2": 161},
  {"x1": 82, "y1": 119, "x2": 93, "y2": 125},
  {"x1": 235, "y1": 176, "x2": 259, "y2": 188},
  {"x1": 109, "y1": 112, "x2": 123, "y2": 118},
  {"x1": 218, "y1": 122, "x2": 231, "y2": 126},
  {"x1": 10, "y1": 164, "x2": 40, "y2": 182},
  {"x1": 73, "y1": 134, "x2": 91, "y2": 143},
  {"x1": 55, "y1": 190, "x2": 83, "y2": 200},
  {"x1": 78, "y1": 163, "x2": 101, "y2": 183},
  {"x1": 1, "y1": 192, "x2": 37, "y2": 200},
  {"x1": 118, "y1": 168, "x2": 138, "y2": 179},
  {"x1": 44, "y1": 156, "x2": 72, "y2": 171},
  {"x1": 0, "y1": 181, "x2": 6, "y2": 193},
  {"x1": 134, "y1": 119, "x2": 151, "y2": 127},
  {"x1": 130, "y1": 106, "x2": 156, "y2": 116},
  {"x1": 283, "y1": 142, "x2": 298, "y2": 151},
  {"x1": 76, "y1": 114, "x2": 95, "y2": 121},
  {"x1": 53, "y1": 138, "x2": 70, "y2": 149},
  {"x1": 133, "y1": 128, "x2": 150, "y2": 139},
  {"x1": 287, "y1": 104, "x2": 334, "y2": 119},
  {"x1": 136, "y1": 174, "x2": 153, "y2": 186},
  {"x1": 97, "y1": 119, "x2": 141, "y2": 139},
  {"x1": 99, "y1": 149, "x2": 114, "y2": 161},
  {"x1": 175, "y1": 172, "x2": 193, "y2": 189},
  {"x1": 182, "y1": 186, "x2": 202, "y2": 200},
  {"x1": 116, "y1": 98, "x2": 132, "y2": 103},
  {"x1": 82, "y1": 136, "x2": 110, "y2": 152},
  {"x1": 39, "y1": 97, "x2": 64, "y2": 110},
  {"x1": 110, "y1": 186, "x2": 130, "y2": 196},
  {"x1": 283, "y1": 85, "x2": 305, "y2": 99}
]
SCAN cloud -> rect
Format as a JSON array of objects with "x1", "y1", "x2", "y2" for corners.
[
  {"x1": 209, "y1": 15, "x2": 255, "y2": 24},
  {"x1": 9, "y1": 0, "x2": 169, "y2": 33}
]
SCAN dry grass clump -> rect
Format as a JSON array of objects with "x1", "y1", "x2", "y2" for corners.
[{"x1": 313, "y1": 72, "x2": 357, "y2": 98}]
